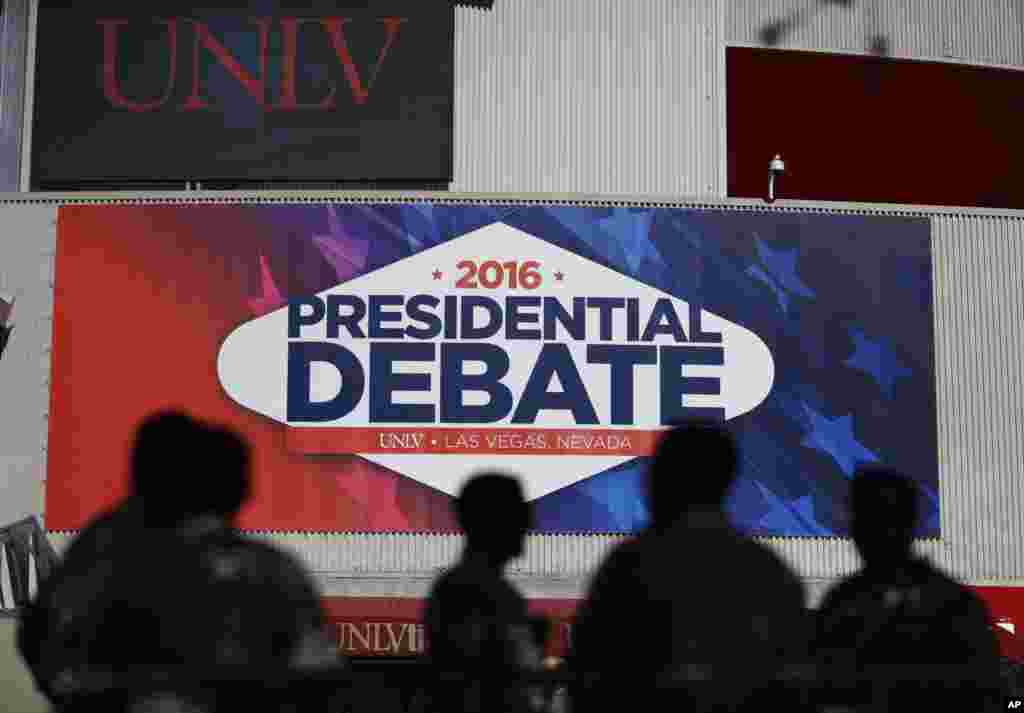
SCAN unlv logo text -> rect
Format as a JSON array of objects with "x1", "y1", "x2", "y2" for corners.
[
  {"x1": 336, "y1": 622, "x2": 425, "y2": 656},
  {"x1": 99, "y1": 17, "x2": 405, "y2": 112}
]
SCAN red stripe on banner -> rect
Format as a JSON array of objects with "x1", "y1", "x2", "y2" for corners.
[{"x1": 287, "y1": 427, "x2": 665, "y2": 456}]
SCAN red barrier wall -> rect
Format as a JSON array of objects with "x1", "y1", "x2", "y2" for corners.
[
  {"x1": 325, "y1": 586, "x2": 1024, "y2": 660},
  {"x1": 325, "y1": 597, "x2": 576, "y2": 658}
]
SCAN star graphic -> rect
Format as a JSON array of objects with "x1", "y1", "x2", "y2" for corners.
[
  {"x1": 596, "y1": 208, "x2": 663, "y2": 273},
  {"x1": 575, "y1": 460, "x2": 648, "y2": 532},
  {"x1": 843, "y1": 328, "x2": 912, "y2": 398},
  {"x1": 313, "y1": 205, "x2": 368, "y2": 283},
  {"x1": 554, "y1": 271, "x2": 564, "y2": 281},
  {"x1": 671, "y1": 218, "x2": 704, "y2": 249},
  {"x1": 747, "y1": 264, "x2": 792, "y2": 313},
  {"x1": 349, "y1": 205, "x2": 419, "y2": 251},
  {"x1": 401, "y1": 203, "x2": 440, "y2": 250},
  {"x1": 247, "y1": 253, "x2": 286, "y2": 316},
  {"x1": 554, "y1": 208, "x2": 663, "y2": 279},
  {"x1": 405, "y1": 232, "x2": 425, "y2": 251},
  {"x1": 754, "y1": 236, "x2": 815, "y2": 299},
  {"x1": 748, "y1": 235, "x2": 816, "y2": 313},
  {"x1": 432, "y1": 269, "x2": 443, "y2": 280},
  {"x1": 754, "y1": 484, "x2": 831, "y2": 536},
  {"x1": 800, "y1": 403, "x2": 880, "y2": 477}
]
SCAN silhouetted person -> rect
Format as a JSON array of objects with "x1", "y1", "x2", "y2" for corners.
[
  {"x1": 569, "y1": 422, "x2": 807, "y2": 713},
  {"x1": 20, "y1": 412, "x2": 339, "y2": 712},
  {"x1": 18, "y1": 410, "x2": 205, "y2": 701},
  {"x1": 423, "y1": 472, "x2": 544, "y2": 713},
  {"x1": 814, "y1": 467, "x2": 1001, "y2": 711}
]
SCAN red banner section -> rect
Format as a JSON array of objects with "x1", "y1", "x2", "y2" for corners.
[
  {"x1": 288, "y1": 427, "x2": 662, "y2": 457},
  {"x1": 323, "y1": 588, "x2": 1024, "y2": 660},
  {"x1": 974, "y1": 587, "x2": 1024, "y2": 661}
]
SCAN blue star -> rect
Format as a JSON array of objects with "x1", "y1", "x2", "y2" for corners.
[
  {"x1": 754, "y1": 235, "x2": 815, "y2": 298},
  {"x1": 404, "y1": 232, "x2": 425, "y2": 251},
  {"x1": 671, "y1": 218, "x2": 704, "y2": 248},
  {"x1": 844, "y1": 328, "x2": 912, "y2": 398},
  {"x1": 549, "y1": 207, "x2": 608, "y2": 245},
  {"x1": 534, "y1": 459, "x2": 647, "y2": 532},
  {"x1": 800, "y1": 404, "x2": 880, "y2": 477},
  {"x1": 596, "y1": 209, "x2": 663, "y2": 273},
  {"x1": 312, "y1": 206, "x2": 368, "y2": 282},
  {"x1": 747, "y1": 264, "x2": 791, "y2": 313},
  {"x1": 559, "y1": 214, "x2": 631, "y2": 273},
  {"x1": 351, "y1": 205, "x2": 434, "y2": 252},
  {"x1": 398, "y1": 203, "x2": 443, "y2": 249},
  {"x1": 577, "y1": 460, "x2": 648, "y2": 531},
  {"x1": 754, "y1": 484, "x2": 831, "y2": 536}
]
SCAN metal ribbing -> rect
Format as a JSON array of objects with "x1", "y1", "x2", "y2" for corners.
[
  {"x1": 455, "y1": 1, "x2": 1024, "y2": 198},
  {"x1": 42, "y1": 210, "x2": 1024, "y2": 593},
  {"x1": 932, "y1": 215, "x2": 1024, "y2": 581},
  {"x1": 0, "y1": 0, "x2": 31, "y2": 190},
  {"x1": 452, "y1": 0, "x2": 723, "y2": 196},
  {"x1": 727, "y1": 0, "x2": 1024, "y2": 67}
]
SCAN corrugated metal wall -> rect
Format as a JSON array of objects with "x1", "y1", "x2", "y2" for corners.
[
  {"x1": 451, "y1": 0, "x2": 725, "y2": 197},
  {"x1": 0, "y1": 0, "x2": 30, "y2": 191},
  {"x1": 452, "y1": 0, "x2": 1024, "y2": 198},
  {"x1": 4, "y1": 1, "x2": 1023, "y2": 194},
  {"x1": 0, "y1": 204, "x2": 55, "y2": 526},
  {"x1": 40, "y1": 198, "x2": 1024, "y2": 599}
]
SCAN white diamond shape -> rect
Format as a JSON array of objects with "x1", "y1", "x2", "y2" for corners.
[{"x1": 218, "y1": 222, "x2": 774, "y2": 501}]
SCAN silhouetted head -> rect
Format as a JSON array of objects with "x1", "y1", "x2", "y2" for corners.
[
  {"x1": 200, "y1": 423, "x2": 252, "y2": 521},
  {"x1": 131, "y1": 410, "x2": 203, "y2": 509},
  {"x1": 648, "y1": 421, "x2": 738, "y2": 529},
  {"x1": 130, "y1": 411, "x2": 251, "y2": 528},
  {"x1": 849, "y1": 466, "x2": 918, "y2": 567},
  {"x1": 456, "y1": 472, "x2": 532, "y2": 566}
]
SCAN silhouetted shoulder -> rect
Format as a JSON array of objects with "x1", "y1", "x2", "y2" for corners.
[
  {"x1": 745, "y1": 535, "x2": 805, "y2": 592},
  {"x1": 816, "y1": 557, "x2": 1000, "y2": 670},
  {"x1": 570, "y1": 534, "x2": 647, "y2": 641},
  {"x1": 197, "y1": 533, "x2": 323, "y2": 608},
  {"x1": 56, "y1": 499, "x2": 146, "y2": 569},
  {"x1": 19, "y1": 497, "x2": 155, "y2": 687},
  {"x1": 202, "y1": 535, "x2": 308, "y2": 573},
  {"x1": 427, "y1": 560, "x2": 526, "y2": 622},
  {"x1": 821, "y1": 558, "x2": 981, "y2": 616},
  {"x1": 588, "y1": 535, "x2": 646, "y2": 582}
]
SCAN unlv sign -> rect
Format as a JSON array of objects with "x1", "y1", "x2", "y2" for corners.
[
  {"x1": 31, "y1": 1, "x2": 453, "y2": 187},
  {"x1": 98, "y1": 17, "x2": 404, "y2": 112}
]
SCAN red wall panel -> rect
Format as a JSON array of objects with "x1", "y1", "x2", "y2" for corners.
[
  {"x1": 323, "y1": 588, "x2": 1024, "y2": 660},
  {"x1": 727, "y1": 47, "x2": 1024, "y2": 209}
]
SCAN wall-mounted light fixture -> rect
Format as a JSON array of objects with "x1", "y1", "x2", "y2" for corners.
[{"x1": 767, "y1": 154, "x2": 785, "y2": 204}]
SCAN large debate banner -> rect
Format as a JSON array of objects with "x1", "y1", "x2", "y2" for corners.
[{"x1": 46, "y1": 203, "x2": 937, "y2": 535}]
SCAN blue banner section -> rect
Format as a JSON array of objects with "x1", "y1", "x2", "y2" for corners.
[
  {"x1": 523, "y1": 208, "x2": 935, "y2": 535},
  {"x1": 270, "y1": 204, "x2": 936, "y2": 536}
]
